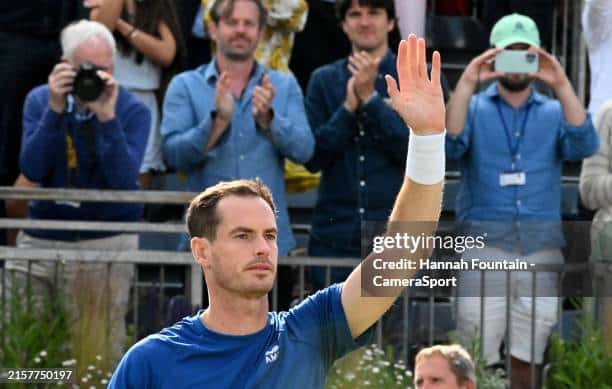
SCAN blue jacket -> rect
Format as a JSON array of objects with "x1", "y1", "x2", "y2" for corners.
[
  {"x1": 446, "y1": 83, "x2": 599, "y2": 253},
  {"x1": 161, "y1": 60, "x2": 314, "y2": 255},
  {"x1": 304, "y1": 51, "x2": 409, "y2": 253},
  {"x1": 20, "y1": 85, "x2": 150, "y2": 241}
]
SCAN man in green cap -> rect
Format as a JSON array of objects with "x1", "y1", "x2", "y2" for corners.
[{"x1": 445, "y1": 13, "x2": 598, "y2": 389}]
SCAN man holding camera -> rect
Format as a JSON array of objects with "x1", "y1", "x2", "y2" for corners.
[
  {"x1": 445, "y1": 13, "x2": 598, "y2": 388},
  {"x1": 6, "y1": 20, "x2": 150, "y2": 361}
]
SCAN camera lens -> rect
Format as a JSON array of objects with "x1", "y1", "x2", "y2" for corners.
[
  {"x1": 525, "y1": 53, "x2": 536, "y2": 63},
  {"x1": 72, "y1": 62, "x2": 104, "y2": 102}
]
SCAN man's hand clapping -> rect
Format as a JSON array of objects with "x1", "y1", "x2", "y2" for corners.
[{"x1": 252, "y1": 74, "x2": 275, "y2": 130}]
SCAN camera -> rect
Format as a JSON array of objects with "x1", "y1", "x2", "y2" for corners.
[
  {"x1": 494, "y1": 50, "x2": 539, "y2": 74},
  {"x1": 72, "y1": 62, "x2": 105, "y2": 102}
]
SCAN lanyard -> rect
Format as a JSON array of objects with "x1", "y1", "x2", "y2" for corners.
[{"x1": 495, "y1": 100, "x2": 532, "y2": 169}]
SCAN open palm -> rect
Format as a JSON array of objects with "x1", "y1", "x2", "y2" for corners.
[{"x1": 385, "y1": 35, "x2": 445, "y2": 135}]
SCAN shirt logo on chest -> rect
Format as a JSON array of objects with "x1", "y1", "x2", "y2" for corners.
[{"x1": 265, "y1": 344, "x2": 279, "y2": 364}]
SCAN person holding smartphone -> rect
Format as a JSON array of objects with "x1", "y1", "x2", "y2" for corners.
[{"x1": 445, "y1": 13, "x2": 598, "y2": 389}]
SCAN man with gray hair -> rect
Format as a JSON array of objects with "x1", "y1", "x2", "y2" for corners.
[
  {"x1": 5, "y1": 19, "x2": 150, "y2": 362},
  {"x1": 414, "y1": 344, "x2": 477, "y2": 389}
]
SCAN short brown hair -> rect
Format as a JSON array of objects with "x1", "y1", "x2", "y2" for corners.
[
  {"x1": 186, "y1": 179, "x2": 277, "y2": 240},
  {"x1": 210, "y1": 0, "x2": 268, "y2": 29},
  {"x1": 415, "y1": 344, "x2": 477, "y2": 385}
]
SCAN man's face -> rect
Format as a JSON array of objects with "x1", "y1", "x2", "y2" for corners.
[
  {"x1": 209, "y1": 0, "x2": 263, "y2": 61},
  {"x1": 72, "y1": 36, "x2": 114, "y2": 75},
  {"x1": 204, "y1": 195, "x2": 278, "y2": 298},
  {"x1": 414, "y1": 355, "x2": 469, "y2": 389},
  {"x1": 341, "y1": 0, "x2": 394, "y2": 53},
  {"x1": 498, "y1": 43, "x2": 532, "y2": 92}
]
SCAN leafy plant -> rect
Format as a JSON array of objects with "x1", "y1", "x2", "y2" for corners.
[
  {"x1": 326, "y1": 344, "x2": 413, "y2": 389},
  {"x1": 544, "y1": 314, "x2": 612, "y2": 389},
  {"x1": 1, "y1": 270, "x2": 72, "y2": 370}
]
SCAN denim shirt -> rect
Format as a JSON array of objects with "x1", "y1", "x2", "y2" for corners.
[
  {"x1": 161, "y1": 60, "x2": 315, "y2": 255},
  {"x1": 446, "y1": 83, "x2": 599, "y2": 254},
  {"x1": 304, "y1": 51, "x2": 409, "y2": 253}
]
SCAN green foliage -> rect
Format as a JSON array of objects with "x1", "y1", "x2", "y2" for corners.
[
  {"x1": 544, "y1": 315, "x2": 612, "y2": 389},
  {"x1": 0, "y1": 271, "x2": 72, "y2": 370},
  {"x1": 326, "y1": 344, "x2": 413, "y2": 389}
]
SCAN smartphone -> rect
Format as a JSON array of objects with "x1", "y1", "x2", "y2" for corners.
[{"x1": 494, "y1": 50, "x2": 539, "y2": 74}]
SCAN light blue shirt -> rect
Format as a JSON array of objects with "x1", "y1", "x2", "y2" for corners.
[
  {"x1": 446, "y1": 83, "x2": 599, "y2": 254},
  {"x1": 161, "y1": 60, "x2": 315, "y2": 255}
]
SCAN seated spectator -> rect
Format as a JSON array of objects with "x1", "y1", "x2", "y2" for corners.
[
  {"x1": 4, "y1": 20, "x2": 150, "y2": 363},
  {"x1": 88, "y1": 0, "x2": 186, "y2": 189},
  {"x1": 160, "y1": 0, "x2": 314, "y2": 256},
  {"x1": 445, "y1": 13, "x2": 598, "y2": 389},
  {"x1": 579, "y1": 99, "x2": 612, "y2": 352},
  {"x1": 414, "y1": 344, "x2": 477, "y2": 389}
]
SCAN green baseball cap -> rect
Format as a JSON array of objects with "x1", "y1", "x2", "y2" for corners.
[{"x1": 490, "y1": 13, "x2": 541, "y2": 48}]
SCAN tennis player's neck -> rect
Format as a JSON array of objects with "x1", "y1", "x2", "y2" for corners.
[{"x1": 201, "y1": 295, "x2": 269, "y2": 336}]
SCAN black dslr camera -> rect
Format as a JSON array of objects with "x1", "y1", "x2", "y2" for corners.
[{"x1": 72, "y1": 62, "x2": 105, "y2": 102}]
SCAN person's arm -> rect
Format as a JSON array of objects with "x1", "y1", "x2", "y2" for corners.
[
  {"x1": 161, "y1": 75, "x2": 218, "y2": 171},
  {"x1": 341, "y1": 35, "x2": 446, "y2": 339},
  {"x1": 526, "y1": 46, "x2": 599, "y2": 159},
  {"x1": 304, "y1": 68, "x2": 358, "y2": 172},
  {"x1": 115, "y1": 19, "x2": 177, "y2": 67},
  {"x1": 87, "y1": 0, "x2": 124, "y2": 31},
  {"x1": 580, "y1": 102, "x2": 612, "y2": 210},
  {"x1": 266, "y1": 0, "x2": 308, "y2": 32},
  {"x1": 89, "y1": 0, "x2": 177, "y2": 67},
  {"x1": 19, "y1": 87, "x2": 66, "y2": 183},
  {"x1": 446, "y1": 48, "x2": 501, "y2": 136},
  {"x1": 261, "y1": 75, "x2": 314, "y2": 163},
  {"x1": 91, "y1": 92, "x2": 151, "y2": 189}
]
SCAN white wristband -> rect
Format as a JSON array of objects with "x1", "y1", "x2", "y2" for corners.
[{"x1": 405, "y1": 129, "x2": 446, "y2": 185}]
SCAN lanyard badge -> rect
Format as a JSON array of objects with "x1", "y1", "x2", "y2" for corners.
[{"x1": 496, "y1": 101, "x2": 531, "y2": 187}]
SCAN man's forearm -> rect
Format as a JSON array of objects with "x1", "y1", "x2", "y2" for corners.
[
  {"x1": 206, "y1": 116, "x2": 230, "y2": 151},
  {"x1": 555, "y1": 81, "x2": 587, "y2": 126},
  {"x1": 446, "y1": 75, "x2": 476, "y2": 135}
]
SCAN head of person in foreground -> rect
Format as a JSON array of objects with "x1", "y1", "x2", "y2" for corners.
[
  {"x1": 414, "y1": 344, "x2": 477, "y2": 389},
  {"x1": 188, "y1": 179, "x2": 279, "y2": 299}
]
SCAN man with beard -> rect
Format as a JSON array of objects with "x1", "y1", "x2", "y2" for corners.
[
  {"x1": 445, "y1": 13, "x2": 598, "y2": 389},
  {"x1": 160, "y1": 0, "x2": 314, "y2": 256},
  {"x1": 110, "y1": 34, "x2": 447, "y2": 388}
]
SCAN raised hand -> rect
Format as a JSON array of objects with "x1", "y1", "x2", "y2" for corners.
[
  {"x1": 252, "y1": 74, "x2": 275, "y2": 129},
  {"x1": 344, "y1": 76, "x2": 360, "y2": 113},
  {"x1": 48, "y1": 61, "x2": 76, "y2": 113},
  {"x1": 348, "y1": 51, "x2": 382, "y2": 101},
  {"x1": 85, "y1": 70, "x2": 119, "y2": 122},
  {"x1": 461, "y1": 47, "x2": 503, "y2": 87},
  {"x1": 384, "y1": 35, "x2": 445, "y2": 135},
  {"x1": 527, "y1": 46, "x2": 569, "y2": 91},
  {"x1": 215, "y1": 72, "x2": 235, "y2": 123}
]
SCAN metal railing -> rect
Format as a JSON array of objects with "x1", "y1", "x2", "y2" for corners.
[{"x1": 0, "y1": 186, "x2": 597, "y2": 388}]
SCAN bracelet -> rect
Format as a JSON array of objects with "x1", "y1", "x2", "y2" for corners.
[
  {"x1": 127, "y1": 27, "x2": 138, "y2": 40},
  {"x1": 405, "y1": 129, "x2": 446, "y2": 185}
]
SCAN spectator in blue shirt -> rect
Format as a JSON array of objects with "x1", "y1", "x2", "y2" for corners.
[
  {"x1": 445, "y1": 13, "x2": 598, "y2": 389},
  {"x1": 304, "y1": 0, "x2": 410, "y2": 286},
  {"x1": 110, "y1": 34, "x2": 448, "y2": 388},
  {"x1": 161, "y1": 0, "x2": 314, "y2": 256},
  {"x1": 5, "y1": 20, "x2": 150, "y2": 363}
]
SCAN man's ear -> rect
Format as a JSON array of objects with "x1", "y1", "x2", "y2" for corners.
[
  {"x1": 387, "y1": 18, "x2": 395, "y2": 34},
  {"x1": 191, "y1": 236, "x2": 212, "y2": 269},
  {"x1": 207, "y1": 21, "x2": 217, "y2": 41}
]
